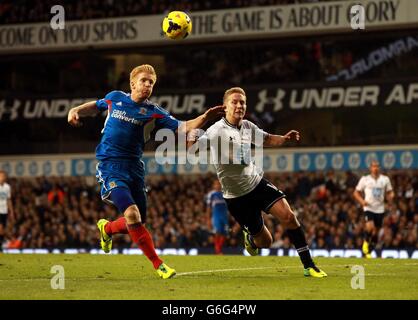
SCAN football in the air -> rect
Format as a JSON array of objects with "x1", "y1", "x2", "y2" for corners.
[{"x1": 162, "y1": 11, "x2": 192, "y2": 40}]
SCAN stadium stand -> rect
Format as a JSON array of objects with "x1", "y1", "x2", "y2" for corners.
[
  {"x1": 2, "y1": 170, "x2": 417, "y2": 251},
  {"x1": 2, "y1": 34, "x2": 417, "y2": 96},
  {"x1": 0, "y1": 0, "x2": 327, "y2": 24},
  {"x1": 1, "y1": 0, "x2": 417, "y2": 254}
]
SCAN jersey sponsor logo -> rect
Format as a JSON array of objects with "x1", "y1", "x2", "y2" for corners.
[
  {"x1": 111, "y1": 110, "x2": 142, "y2": 125},
  {"x1": 211, "y1": 198, "x2": 227, "y2": 207},
  {"x1": 372, "y1": 187, "x2": 383, "y2": 199}
]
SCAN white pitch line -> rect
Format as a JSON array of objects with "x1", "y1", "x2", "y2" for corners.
[
  {"x1": 175, "y1": 266, "x2": 275, "y2": 277},
  {"x1": 175, "y1": 262, "x2": 418, "y2": 277},
  {"x1": 1, "y1": 262, "x2": 416, "y2": 281}
]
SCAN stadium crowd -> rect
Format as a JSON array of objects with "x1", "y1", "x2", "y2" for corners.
[{"x1": 1, "y1": 170, "x2": 417, "y2": 252}]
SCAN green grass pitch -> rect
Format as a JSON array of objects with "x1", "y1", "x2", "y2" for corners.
[{"x1": 0, "y1": 254, "x2": 417, "y2": 300}]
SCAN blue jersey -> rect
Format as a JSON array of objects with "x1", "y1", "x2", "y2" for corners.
[
  {"x1": 95, "y1": 90, "x2": 181, "y2": 161},
  {"x1": 206, "y1": 190, "x2": 228, "y2": 220}
]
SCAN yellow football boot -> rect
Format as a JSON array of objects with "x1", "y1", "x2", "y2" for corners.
[
  {"x1": 243, "y1": 229, "x2": 259, "y2": 256},
  {"x1": 304, "y1": 266, "x2": 328, "y2": 278},
  {"x1": 157, "y1": 263, "x2": 176, "y2": 279},
  {"x1": 97, "y1": 219, "x2": 112, "y2": 253}
]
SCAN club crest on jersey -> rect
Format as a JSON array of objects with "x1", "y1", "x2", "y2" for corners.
[
  {"x1": 139, "y1": 108, "x2": 147, "y2": 115},
  {"x1": 109, "y1": 181, "x2": 117, "y2": 188}
]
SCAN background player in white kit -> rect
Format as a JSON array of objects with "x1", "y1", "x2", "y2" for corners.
[
  {"x1": 0, "y1": 170, "x2": 15, "y2": 249},
  {"x1": 188, "y1": 87, "x2": 327, "y2": 278},
  {"x1": 353, "y1": 160, "x2": 394, "y2": 258}
]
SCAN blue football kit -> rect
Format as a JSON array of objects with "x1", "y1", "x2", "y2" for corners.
[
  {"x1": 206, "y1": 190, "x2": 229, "y2": 235},
  {"x1": 95, "y1": 90, "x2": 181, "y2": 219}
]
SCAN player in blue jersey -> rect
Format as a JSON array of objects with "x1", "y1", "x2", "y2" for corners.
[
  {"x1": 68, "y1": 64, "x2": 224, "y2": 279},
  {"x1": 205, "y1": 180, "x2": 229, "y2": 254}
]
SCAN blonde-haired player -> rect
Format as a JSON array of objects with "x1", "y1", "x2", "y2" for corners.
[
  {"x1": 188, "y1": 87, "x2": 327, "y2": 278},
  {"x1": 68, "y1": 64, "x2": 224, "y2": 278}
]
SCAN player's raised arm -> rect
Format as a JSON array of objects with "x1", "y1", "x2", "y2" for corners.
[
  {"x1": 67, "y1": 100, "x2": 100, "y2": 127},
  {"x1": 263, "y1": 130, "x2": 300, "y2": 147},
  {"x1": 178, "y1": 105, "x2": 225, "y2": 135}
]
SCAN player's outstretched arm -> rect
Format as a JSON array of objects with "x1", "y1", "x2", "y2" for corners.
[
  {"x1": 178, "y1": 105, "x2": 225, "y2": 134},
  {"x1": 186, "y1": 129, "x2": 201, "y2": 149},
  {"x1": 264, "y1": 130, "x2": 300, "y2": 147},
  {"x1": 68, "y1": 101, "x2": 100, "y2": 127}
]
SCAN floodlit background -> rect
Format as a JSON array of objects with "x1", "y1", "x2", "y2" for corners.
[{"x1": 0, "y1": 0, "x2": 417, "y2": 259}]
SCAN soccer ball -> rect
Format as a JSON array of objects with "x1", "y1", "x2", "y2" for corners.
[{"x1": 162, "y1": 11, "x2": 192, "y2": 40}]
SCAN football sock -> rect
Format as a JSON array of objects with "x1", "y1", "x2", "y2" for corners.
[
  {"x1": 219, "y1": 235, "x2": 225, "y2": 251},
  {"x1": 287, "y1": 226, "x2": 314, "y2": 269},
  {"x1": 370, "y1": 234, "x2": 378, "y2": 250},
  {"x1": 214, "y1": 235, "x2": 221, "y2": 254},
  {"x1": 364, "y1": 231, "x2": 372, "y2": 243},
  {"x1": 214, "y1": 235, "x2": 226, "y2": 254},
  {"x1": 104, "y1": 217, "x2": 128, "y2": 235},
  {"x1": 127, "y1": 223, "x2": 162, "y2": 269}
]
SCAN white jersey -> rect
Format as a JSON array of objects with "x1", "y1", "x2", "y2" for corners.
[
  {"x1": 0, "y1": 182, "x2": 11, "y2": 214},
  {"x1": 355, "y1": 174, "x2": 393, "y2": 214},
  {"x1": 197, "y1": 118, "x2": 268, "y2": 198}
]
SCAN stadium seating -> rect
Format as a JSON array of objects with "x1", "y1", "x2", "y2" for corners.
[{"x1": 2, "y1": 170, "x2": 417, "y2": 251}]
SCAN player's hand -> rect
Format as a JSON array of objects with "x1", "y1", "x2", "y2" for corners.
[
  {"x1": 204, "y1": 105, "x2": 226, "y2": 122},
  {"x1": 283, "y1": 130, "x2": 300, "y2": 141},
  {"x1": 68, "y1": 108, "x2": 82, "y2": 127}
]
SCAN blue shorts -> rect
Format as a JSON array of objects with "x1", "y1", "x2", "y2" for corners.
[
  {"x1": 96, "y1": 160, "x2": 147, "y2": 221},
  {"x1": 212, "y1": 214, "x2": 229, "y2": 235}
]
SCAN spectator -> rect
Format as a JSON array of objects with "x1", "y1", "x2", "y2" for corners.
[{"x1": 1, "y1": 170, "x2": 417, "y2": 251}]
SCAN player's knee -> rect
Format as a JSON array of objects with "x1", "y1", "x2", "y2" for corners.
[
  {"x1": 281, "y1": 210, "x2": 298, "y2": 229},
  {"x1": 124, "y1": 205, "x2": 141, "y2": 224}
]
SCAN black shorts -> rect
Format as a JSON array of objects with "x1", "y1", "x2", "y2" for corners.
[
  {"x1": 224, "y1": 178, "x2": 286, "y2": 235},
  {"x1": 364, "y1": 211, "x2": 384, "y2": 228},
  {"x1": 0, "y1": 214, "x2": 8, "y2": 228}
]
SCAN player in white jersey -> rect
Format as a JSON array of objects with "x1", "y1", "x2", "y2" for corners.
[
  {"x1": 0, "y1": 170, "x2": 15, "y2": 248},
  {"x1": 353, "y1": 161, "x2": 394, "y2": 258},
  {"x1": 188, "y1": 87, "x2": 327, "y2": 278}
]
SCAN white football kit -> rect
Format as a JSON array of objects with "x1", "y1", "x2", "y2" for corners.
[
  {"x1": 0, "y1": 182, "x2": 11, "y2": 215},
  {"x1": 355, "y1": 174, "x2": 393, "y2": 214},
  {"x1": 197, "y1": 118, "x2": 268, "y2": 198}
]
